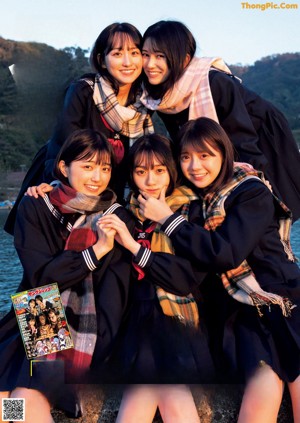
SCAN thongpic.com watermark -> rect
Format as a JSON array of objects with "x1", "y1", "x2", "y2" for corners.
[{"x1": 241, "y1": 2, "x2": 298, "y2": 10}]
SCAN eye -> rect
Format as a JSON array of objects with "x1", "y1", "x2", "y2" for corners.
[
  {"x1": 102, "y1": 166, "x2": 111, "y2": 173},
  {"x1": 132, "y1": 50, "x2": 141, "y2": 56},
  {"x1": 156, "y1": 167, "x2": 167, "y2": 174},
  {"x1": 156, "y1": 54, "x2": 166, "y2": 60},
  {"x1": 83, "y1": 164, "x2": 93, "y2": 170},
  {"x1": 180, "y1": 154, "x2": 190, "y2": 161},
  {"x1": 142, "y1": 52, "x2": 149, "y2": 58},
  {"x1": 135, "y1": 169, "x2": 146, "y2": 176},
  {"x1": 200, "y1": 153, "x2": 210, "y2": 159}
]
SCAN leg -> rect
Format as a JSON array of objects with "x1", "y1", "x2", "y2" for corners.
[
  {"x1": 116, "y1": 385, "x2": 159, "y2": 423},
  {"x1": 10, "y1": 388, "x2": 54, "y2": 423},
  {"x1": 158, "y1": 385, "x2": 200, "y2": 423},
  {"x1": 288, "y1": 374, "x2": 300, "y2": 423},
  {"x1": 238, "y1": 364, "x2": 284, "y2": 423},
  {"x1": 0, "y1": 392, "x2": 10, "y2": 423}
]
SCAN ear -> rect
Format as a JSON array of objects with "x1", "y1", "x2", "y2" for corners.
[
  {"x1": 58, "y1": 160, "x2": 68, "y2": 178},
  {"x1": 184, "y1": 54, "x2": 191, "y2": 68}
]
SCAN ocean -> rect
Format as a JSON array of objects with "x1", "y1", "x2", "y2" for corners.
[{"x1": 1, "y1": 209, "x2": 300, "y2": 314}]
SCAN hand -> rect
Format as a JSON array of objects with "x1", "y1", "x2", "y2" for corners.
[
  {"x1": 92, "y1": 221, "x2": 116, "y2": 260},
  {"x1": 99, "y1": 214, "x2": 140, "y2": 256},
  {"x1": 25, "y1": 183, "x2": 53, "y2": 198},
  {"x1": 138, "y1": 187, "x2": 173, "y2": 225}
]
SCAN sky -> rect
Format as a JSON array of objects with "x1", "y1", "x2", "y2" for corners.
[{"x1": 0, "y1": 0, "x2": 299, "y2": 66}]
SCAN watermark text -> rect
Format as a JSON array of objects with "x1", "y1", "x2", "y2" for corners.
[{"x1": 241, "y1": 2, "x2": 298, "y2": 10}]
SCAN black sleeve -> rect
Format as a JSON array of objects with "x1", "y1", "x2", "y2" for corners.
[
  {"x1": 161, "y1": 181, "x2": 274, "y2": 272},
  {"x1": 14, "y1": 197, "x2": 105, "y2": 292},
  {"x1": 45, "y1": 79, "x2": 93, "y2": 177},
  {"x1": 133, "y1": 245, "x2": 206, "y2": 296},
  {"x1": 210, "y1": 71, "x2": 268, "y2": 171}
]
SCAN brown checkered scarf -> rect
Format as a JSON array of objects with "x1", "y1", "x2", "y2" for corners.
[
  {"x1": 46, "y1": 183, "x2": 117, "y2": 375},
  {"x1": 203, "y1": 164, "x2": 296, "y2": 317},
  {"x1": 140, "y1": 57, "x2": 231, "y2": 122},
  {"x1": 129, "y1": 186, "x2": 200, "y2": 327},
  {"x1": 92, "y1": 74, "x2": 154, "y2": 144}
]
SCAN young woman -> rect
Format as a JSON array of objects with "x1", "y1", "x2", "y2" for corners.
[
  {"x1": 140, "y1": 20, "x2": 300, "y2": 221},
  {"x1": 137, "y1": 117, "x2": 300, "y2": 423},
  {"x1": 0, "y1": 129, "x2": 135, "y2": 422},
  {"x1": 99, "y1": 134, "x2": 215, "y2": 422},
  {"x1": 5, "y1": 21, "x2": 153, "y2": 234}
]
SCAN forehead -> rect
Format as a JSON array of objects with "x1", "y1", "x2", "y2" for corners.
[
  {"x1": 111, "y1": 32, "x2": 138, "y2": 49},
  {"x1": 142, "y1": 38, "x2": 158, "y2": 52},
  {"x1": 75, "y1": 151, "x2": 111, "y2": 164},
  {"x1": 134, "y1": 151, "x2": 165, "y2": 167}
]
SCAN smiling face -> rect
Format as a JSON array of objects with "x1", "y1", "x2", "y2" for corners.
[
  {"x1": 142, "y1": 38, "x2": 170, "y2": 86},
  {"x1": 133, "y1": 152, "x2": 170, "y2": 199},
  {"x1": 59, "y1": 152, "x2": 112, "y2": 196},
  {"x1": 104, "y1": 33, "x2": 142, "y2": 88},
  {"x1": 180, "y1": 142, "x2": 223, "y2": 190}
]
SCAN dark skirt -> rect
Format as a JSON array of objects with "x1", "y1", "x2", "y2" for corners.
[
  {"x1": 224, "y1": 277, "x2": 300, "y2": 383},
  {"x1": 108, "y1": 296, "x2": 217, "y2": 384}
]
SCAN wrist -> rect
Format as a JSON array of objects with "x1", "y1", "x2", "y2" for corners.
[
  {"x1": 158, "y1": 212, "x2": 173, "y2": 225},
  {"x1": 129, "y1": 241, "x2": 141, "y2": 257}
]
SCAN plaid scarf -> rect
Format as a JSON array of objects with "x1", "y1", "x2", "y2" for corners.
[
  {"x1": 46, "y1": 183, "x2": 118, "y2": 375},
  {"x1": 203, "y1": 164, "x2": 296, "y2": 317},
  {"x1": 92, "y1": 74, "x2": 154, "y2": 144},
  {"x1": 140, "y1": 57, "x2": 231, "y2": 122},
  {"x1": 129, "y1": 186, "x2": 200, "y2": 327}
]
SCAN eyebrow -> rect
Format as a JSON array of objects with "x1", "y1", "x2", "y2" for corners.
[
  {"x1": 135, "y1": 164, "x2": 166, "y2": 169},
  {"x1": 111, "y1": 46, "x2": 139, "y2": 51}
]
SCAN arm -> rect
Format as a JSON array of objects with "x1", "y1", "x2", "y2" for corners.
[
  {"x1": 14, "y1": 196, "x2": 113, "y2": 292},
  {"x1": 99, "y1": 213, "x2": 205, "y2": 295},
  {"x1": 210, "y1": 71, "x2": 268, "y2": 171},
  {"x1": 45, "y1": 79, "x2": 93, "y2": 176},
  {"x1": 161, "y1": 181, "x2": 274, "y2": 272}
]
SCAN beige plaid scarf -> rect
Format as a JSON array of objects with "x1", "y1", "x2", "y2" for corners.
[
  {"x1": 140, "y1": 57, "x2": 231, "y2": 122},
  {"x1": 203, "y1": 164, "x2": 296, "y2": 317},
  {"x1": 129, "y1": 186, "x2": 200, "y2": 327},
  {"x1": 92, "y1": 74, "x2": 154, "y2": 144}
]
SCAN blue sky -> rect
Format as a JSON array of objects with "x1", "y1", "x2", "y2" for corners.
[{"x1": 1, "y1": 0, "x2": 299, "y2": 65}]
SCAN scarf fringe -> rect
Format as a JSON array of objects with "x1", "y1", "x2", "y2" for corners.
[{"x1": 250, "y1": 291, "x2": 297, "y2": 318}]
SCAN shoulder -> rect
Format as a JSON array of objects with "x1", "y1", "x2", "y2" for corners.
[
  {"x1": 224, "y1": 178, "x2": 274, "y2": 209},
  {"x1": 66, "y1": 74, "x2": 96, "y2": 95},
  {"x1": 209, "y1": 70, "x2": 242, "y2": 93}
]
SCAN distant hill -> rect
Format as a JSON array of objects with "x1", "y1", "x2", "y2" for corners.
[{"x1": 0, "y1": 37, "x2": 299, "y2": 171}]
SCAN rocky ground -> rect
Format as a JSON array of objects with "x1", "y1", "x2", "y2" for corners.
[{"x1": 51, "y1": 383, "x2": 293, "y2": 423}]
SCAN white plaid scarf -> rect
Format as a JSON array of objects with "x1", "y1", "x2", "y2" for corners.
[
  {"x1": 92, "y1": 74, "x2": 154, "y2": 144},
  {"x1": 140, "y1": 57, "x2": 231, "y2": 122},
  {"x1": 203, "y1": 164, "x2": 296, "y2": 317}
]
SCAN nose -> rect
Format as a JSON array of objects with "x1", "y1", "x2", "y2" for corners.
[
  {"x1": 144, "y1": 54, "x2": 156, "y2": 68},
  {"x1": 190, "y1": 155, "x2": 202, "y2": 171},
  {"x1": 122, "y1": 51, "x2": 132, "y2": 66},
  {"x1": 145, "y1": 170, "x2": 156, "y2": 185},
  {"x1": 91, "y1": 167, "x2": 101, "y2": 181}
]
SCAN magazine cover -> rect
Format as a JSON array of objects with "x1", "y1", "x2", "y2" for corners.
[
  {"x1": 1, "y1": 1, "x2": 299, "y2": 422},
  {"x1": 11, "y1": 283, "x2": 73, "y2": 359}
]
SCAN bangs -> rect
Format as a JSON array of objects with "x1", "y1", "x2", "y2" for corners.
[
  {"x1": 75, "y1": 149, "x2": 111, "y2": 165},
  {"x1": 181, "y1": 137, "x2": 219, "y2": 156},
  {"x1": 134, "y1": 150, "x2": 166, "y2": 169},
  {"x1": 107, "y1": 31, "x2": 140, "y2": 53}
]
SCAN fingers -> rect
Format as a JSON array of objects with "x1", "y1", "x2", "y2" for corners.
[
  {"x1": 159, "y1": 186, "x2": 167, "y2": 201},
  {"x1": 25, "y1": 186, "x2": 39, "y2": 198}
]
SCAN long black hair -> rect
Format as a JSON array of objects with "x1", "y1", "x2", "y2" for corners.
[
  {"x1": 142, "y1": 20, "x2": 196, "y2": 99},
  {"x1": 90, "y1": 22, "x2": 143, "y2": 105}
]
